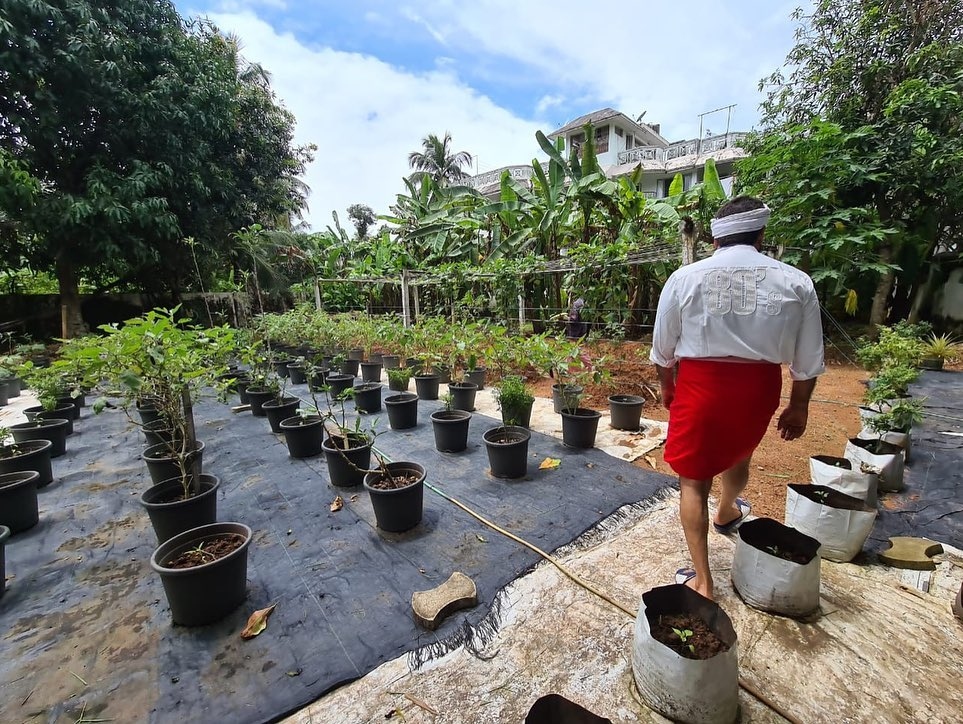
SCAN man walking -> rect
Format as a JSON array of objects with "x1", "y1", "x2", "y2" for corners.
[{"x1": 650, "y1": 195, "x2": 825, "y2": 600}]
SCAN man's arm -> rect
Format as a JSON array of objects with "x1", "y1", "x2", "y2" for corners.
[
  {"x1": 656, "y1": 364, "x2": 677, "y2": 410},
  {"x1": 776, "y1": 377, "x2": 817, "y2": 440},
  {"x1": 649, "y1": 275, "x2": 681, "y2": 409}
]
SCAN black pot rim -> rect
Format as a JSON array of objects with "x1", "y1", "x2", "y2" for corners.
[
  {"x1": 1, "y1": 438, "x2": 53, "y2": 458},
  {"x1": 0, "y1": 470, "x2": 41, "y2": 491},
  {"x1": 11, "y1": 418, "x2": 69, "y2": 430},
  {"x1": 142, "y1": 440, "x2": 205, "y2": 462},
  {"x1": 0, "y1": 524, "x2": 9, "y2": 545},
  {"x1": 140, "y1": 474, "x2": 220, "y2": 510},
  {"x1": 150, "y1": 522, "x2": 252, "y2": 574},
  {"x1": 430, "y1": 409, "x2": 471, "y2": 422},
  {"x1": 353, "y1": 382, "x2": 382, "y2": 392},
  {"x1": 279, "y1": 414, "x2": 322, "y2": 429},
  {"x1": 384, "y1": 392, "x2": 418, "y2": 404},
  {"x1": 483, "y1": 425, "x2": 531, "y2": 445},
  {"x1": 609, "y1": 394, "x2": 645, "y2": 405},
  {"x1": 261, "y1": 396, "x2": 298, "y2": 409},
  {"x1": 363, "y1": 462, "x2": 426, "y2": 494},
  {"x1": 449, "y1": 381, "x2": 479, "y2": 390},
  {"x1": 321, "y1": 434, "x2": 372, "y2": 452},
  {"x1": 560, "y1": 407, "x2": 602, "y2": 419}
]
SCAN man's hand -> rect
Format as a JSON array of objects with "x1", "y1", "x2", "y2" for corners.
[
  {"x1": 655, "y1": 364, "x2": 677, "y2": 410},
  {"x1": 776, "y1": 403, "x2": 809, "y2": 441},
  {"x1": 660, "y1": 382, "x2": 675, "y2": 410}
]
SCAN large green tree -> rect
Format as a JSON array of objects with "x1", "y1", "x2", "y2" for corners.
[
  {"x1": 745, "y1": 0, "x2": 963, "y2": 327},
  {"x1": 0, "y1": 1, "x2": 310, "y2": 336},
  {"x1": 407, "y1": 132, "x2": 473, "y2": 187}
]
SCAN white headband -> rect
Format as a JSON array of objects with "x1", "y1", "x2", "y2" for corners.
[{"x1": 710, "y1": 206, "x2": 771, "y2": 239}]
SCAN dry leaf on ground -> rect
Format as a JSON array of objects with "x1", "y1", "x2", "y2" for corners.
[
  {"x1": 538, "y1": 457, "x2": 562, "y2": 470},
  {"x1": 330, "y1": 496, "x2": 344, "y2": 512},
  {"x1": 240, "y1": 603, "x2": 278, "y2": 640}
]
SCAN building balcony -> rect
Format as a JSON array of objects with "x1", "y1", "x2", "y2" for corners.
[
  {"x1": 616, "y1": 132, "x2": 749, "y2": 166},
  {"x1": 465, "y1": 164, "x2": 534, "y2": 191}
]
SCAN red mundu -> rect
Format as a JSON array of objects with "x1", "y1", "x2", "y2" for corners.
[{"x1": 664, "y1": 358, "x2": 782, "y2": 480}]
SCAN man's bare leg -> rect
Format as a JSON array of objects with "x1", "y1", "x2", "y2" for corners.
[
  {"x1": 679, "y1": 476, "x2": 713, "y2": 599},
  {"x1": 714, "y1": 455, "x2": 752, "y2": 528}
]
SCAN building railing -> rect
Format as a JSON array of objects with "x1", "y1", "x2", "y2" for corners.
[
  {"x1": 465, "y1": 165, "x2": 533, "y2": 190},
  {"x1": 616, "y1": 132, "x2": 749, "y2": 165}
]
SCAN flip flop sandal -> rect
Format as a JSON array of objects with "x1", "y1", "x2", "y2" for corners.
[
  {"x1": 675, "y1": 567, "x2": 697, "y2": 585},
  {"x1": 713, "y1": 497, "x2": 751, "y2": 535}
]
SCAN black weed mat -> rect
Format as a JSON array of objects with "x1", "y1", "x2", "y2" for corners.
[
  {"x1": 869, "y1": 369, "x2": 963, "y2": 552},
  {"x1": 0, "y1": 388, "x2": 672, "y2": 724}
]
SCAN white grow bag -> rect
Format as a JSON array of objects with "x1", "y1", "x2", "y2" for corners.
[
  {"x1": 731, "y1": 518, "x2": 821, "y2": 617},
  {"x1": 809, "y1": 455, "x2": 878, "y2": 506},
  {"x1": 843, "y1": 437, "x2": 904, "y2": 493},
  {"x1": 785, "y1": 484, "x2": 877, "y2": 563},
  {"x1": 632, "y1": 584, "x2": 738, "y2": 724},
  {"x1": 857, "y1": 407, "x2": 912, "y2": 463}
]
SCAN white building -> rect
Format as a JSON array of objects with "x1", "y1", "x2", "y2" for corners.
[{"x1": 467, "y1": 107, "x2": 748, "y2": 199}]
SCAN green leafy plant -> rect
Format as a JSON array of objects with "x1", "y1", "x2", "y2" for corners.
[
  {"x1": 493, "y1": 375, "x2": 534, "y2": 426},
  {"x1": 865, "y1": 398, "x2": 924, "y2": 434},
  {"x1": 671, "y1": 627, "x2": 696, "y2": 656},
  {"x1": 924, "y1": 333, "x2": 958, "y2": 361},
  {"x1": 387, "y1": 367, "x2": 412, "y2": 388}
]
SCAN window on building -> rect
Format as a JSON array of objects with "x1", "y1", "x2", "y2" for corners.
[{"x1": 595, "y1": 125, "x2": 609, "y2": 154}]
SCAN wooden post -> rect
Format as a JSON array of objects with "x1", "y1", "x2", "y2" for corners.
[
  {"x1": 518, "y1": 293, "x2": 525, "y2": 330},
  {"x1": 401, "y1": 269, "x2": 411, "y2": 328},
  {"x1": 413, "y1": 283, "x2": 420, "y2": 320},
  {"x1": 681, "y1": 217, "x2": 697, "y2": 266},
  {"x1": 314, "y1": 276, "x2": 322, "y2": 311}
]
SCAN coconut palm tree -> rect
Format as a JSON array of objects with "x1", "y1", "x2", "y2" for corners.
[{"x1": 407, "y1": 132, "x2": 473, "y2": 186}]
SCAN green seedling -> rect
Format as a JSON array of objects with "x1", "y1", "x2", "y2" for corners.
[{"x1": 672, "y1": 627, "x2": 696, "y2": 655}]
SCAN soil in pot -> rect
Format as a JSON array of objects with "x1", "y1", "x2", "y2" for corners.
[
  {"x1": 608, "y1": 394, "x2": 645, "y2": 431},
  {"x1": 10, "y1": 418, "x2": 69, "y2": 457},
  {"x1": 0, "y1": 439, "x2": 54, "y2": 488},
  {"x1": 0, "y1": 470, "x2": 41, "y2": 533},
  {"x1": 650, "y1": 612, "x2": 730, "y2": 660},
  {"x1": 263, "y1": 396, "x2": 301, "y2": 434},
  {"x1": 150, "y1": 522, "x2": 252, "y2": 626},
  {"x1": 560, "y1": 407, "x2": 602, "y2": 449},
  {"x1": 430, "y1": 410, "x2": 471, "y2": 452},
  {"x1": 279, "y1": 415, "x2": 324, "y2": 458},
  {"x1": 363, "y1": 462, "x2": 426, "y2": 532},
  {"x1": 384, "y1": 393, "x2": 418, "y2": 430}
]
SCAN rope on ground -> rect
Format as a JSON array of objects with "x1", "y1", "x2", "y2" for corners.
[{"x1": 377, "y1": 458, "x2": 806, "y2": 724}]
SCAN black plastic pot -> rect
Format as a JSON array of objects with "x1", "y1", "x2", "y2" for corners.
[
  {"x1": 353, "y1": 383, "x2": 383, "y2": 413},
  {"x1": 7, "y1": 377, "x2": 22, "y2": 398},
  {"x1": 381, "y1": 354, "x2": 401, "y2": 370},
  {"x1": 325, "y1": 373, "x2": 355, "y2": 400},
  {"x1": 552, "y1": 384, "x2": 583, "y2": 414},
  {"x1": 500, "y1": 399, "x2": 534, "y2": 429},
  {"x1": 430, "y1": 410, "x2": 471, "y2": 452},
  {"x1": 384, "y1": 393, "x2": 419, "y2": 430},
  {"x1": 0, "y1": 439, "x2": 53, "y2": 488},
  {"x1": 414, "y1": 374, "x2": 440, "y2": 401},
  {"x1": 262, "y1": 396, "x2": 301, "y2": 433},
  {"x1": 150, "y1": 521, "x2": 253, "y2": 626},
  {"x1": 339, "y1": 358, "x2": 361, "y2": 377},
  {"x1": 140, "y1": 474, "x2": 220, "y2": 544},
  {"x1": 322, "y1": 434, "x2": 373, "y2": 488},
  {"x1": 347, "y1": 348, "x2": 365, "y2": 361},
  {"x1": 245, "y1": 386, "x2": 277, "y2": 417},
  {"x1": 0, "y1": 524, "x2": 9, "y2": 598},
  {"x1": 136, "y1": 400, "x2": 165, "y2": 426},
  {"x1": 142, "y1": 440, "x2": 205, "y2": 486},
  {"x1": 273, "y1": 358, "x2": 295, "y2": 378},
  {"x1": 279, "y1": 415, "x2": 324, "y2": 458},
  {"x1": 387, "y1": 374, "x2": 411, "y2": 392},
  {"x1": 142, "y1": 419, "x2": 177, "y2": 448},
  {"x1": 561, "y1": 407, "x2": 602, "y2": 448},
  {"x1": 360, "y1": 361, "x2": 383, "y2": 383},
  {"x1": 10, "y1": 418, "x2": 69, "y2": 458},
  {"x1": 55, "y1": 396, "x2": 82, "y2": 420},
  {"x1": 435, "y1": 365, "x2": 452, "y2": 384},
  {"x1": 608, "y1": 394, "x2": 645, "y2": 431},
  {"x1": 287, "y1": 363, "x2": 308, "y2": 385},
  {"x1": 236, "y1": 377, "x2": 253, "y2": 404},
  {"x1": 465, "y1": 368, "x2": 487, "y2": 391},
  {"x1": 0, "y1": 470, "x2": 41, "y2": 533},
  {"x1": 0, "y1": 383, "x2": 7, "y2": 406},
  {"x1": 25, "y1": 405, "x2": 76, "y2": 435},
  {"x1": 364, "y1": 462, "x2": 426, "y2": 533},
  {"x1": 483, "y1": 426, "x2": 531, "y2": 479},
  {"x1": 448, "y1": 381, "x2": 478, "y2": 412}
]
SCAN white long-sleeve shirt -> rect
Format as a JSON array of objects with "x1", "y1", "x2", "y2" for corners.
[{"x1": 649, "y1": 244, "x2": 825, "y2": 380}]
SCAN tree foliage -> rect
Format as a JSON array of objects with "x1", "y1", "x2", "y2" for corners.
[{"x1": 407, "y1": 132, "x2": 473, "y2": 187}]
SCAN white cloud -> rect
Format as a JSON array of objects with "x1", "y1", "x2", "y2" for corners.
[{"x1": 207, "y1": 11, "x2": 543, "y2": 230}]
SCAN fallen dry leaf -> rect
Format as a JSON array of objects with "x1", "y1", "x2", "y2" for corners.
[
  {"x1": 240, "y1": 603, "x2": 278, "y2": 640},
  {"x1": 475, "y1": 533, "x2": 487, "y2": 543},
  {"x1": 404, "y1": 693, "x2": 439, "y2": 715},
  {"x1": 330, "y1": 495, "x2": 344, "y2": 512},
  {"x1": 643, "y1": 455, "x2": 658, "y2": 470},
  {"x1": 538, "y1": 457, "x2": 562, "y2": 470},
  {"x1": 349, "y1": 494, "x2": 359, "y2": 502}
]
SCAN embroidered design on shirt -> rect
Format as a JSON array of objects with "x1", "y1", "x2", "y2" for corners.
[{"x1": 704, "y1": 268, "x2": 780, "y2": 316}]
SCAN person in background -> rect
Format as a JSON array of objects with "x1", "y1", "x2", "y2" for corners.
[
  {"x1": 566, "y1": 296, "x2": 587, "y2": 340},
  {"x1": 649, "y1": 195, "x2": 825, "y2": 600}
]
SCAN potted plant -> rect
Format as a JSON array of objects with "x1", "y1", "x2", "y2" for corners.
[
  {"x1": 493, "y1": 375, "x2": 535, "y2": 428},
  {"x1": 353, "y1": 382, "x2": 383, "y2": 414},
  {"x1": 363, "y1": 461, "x2": 426, "y2": 532},
  {"x1": 785, "y1": 484, "x2": 877, "y2": 562},
  {"x1": 286, "y1": 357, "x2": 309, "y2": 385},
  {"x1": 560, "y1": 403, "x2": 603, "y2": 449},
  {"x1": 483, "y1": 425, "x2": 531, "y2": 479},
  {"x1": 447, "y1": 379, "x2": 478, "y2": 412},
  {"x1": 730, "y1": 517, "x2": 821, "y2": 617},
  {"x1": 316, "y1": 391, "x2": 374, "y2": 487},
  {"x1": 9, "y1": 417, "x2": 70, "y2": 458},
  {"x1": 359, "y1": 359, "x2": 383, "y2": 384},
  {"x1": 858, "y1": 397, "x2": 922, "y2": 463},
  {"x1": 387, "y1": 367, "x2": 412, "y2": 392},
  {"x1": 0, "y1": 434, "x2": 53, "y2": 488},
  {"x1": 280, "y1": 409, "x2": 326, "y2": 459},
  {"x1": 809, "y1": 455, "x2": 877, "y2": 505},
  {"x1": 843, "y1": 437, "x2": 904, "y2": 492},
  {"x1": 149, "y1": 521, "x2": 254, "y2": 626},
  {"x1": 430, "y1": 395, "x2": 472, "y2": 452},
  {"x1": 919, "y1": 333, "x2": 957, "y2": 371},
  {"x1": 608, "y1": 394, "x2": 645, "y2": 431},
  {"x1": 632, "y1": 583, "x2": 739, "y2": 724},
  {"x1": 262, "y1": 392, "x2": 301, "y2": 434},
  {"x1": 140, "y1": 473, "x2": 221, "y2": 544}
]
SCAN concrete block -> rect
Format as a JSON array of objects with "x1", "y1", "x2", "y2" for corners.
[
  {"x1": 412, "y1": 571, "x2": 477, "y2": 630},
  {"x1": 878, "y1": 536, "x2": 944, "y2": 571},
  {"x1": 953, "y1": 582, "x2": 962, "y2": 621}
]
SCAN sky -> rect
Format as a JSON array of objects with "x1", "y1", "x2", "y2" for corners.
[{"x1": 173, "y1": 0, "x2": 804, "y2": 231}]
